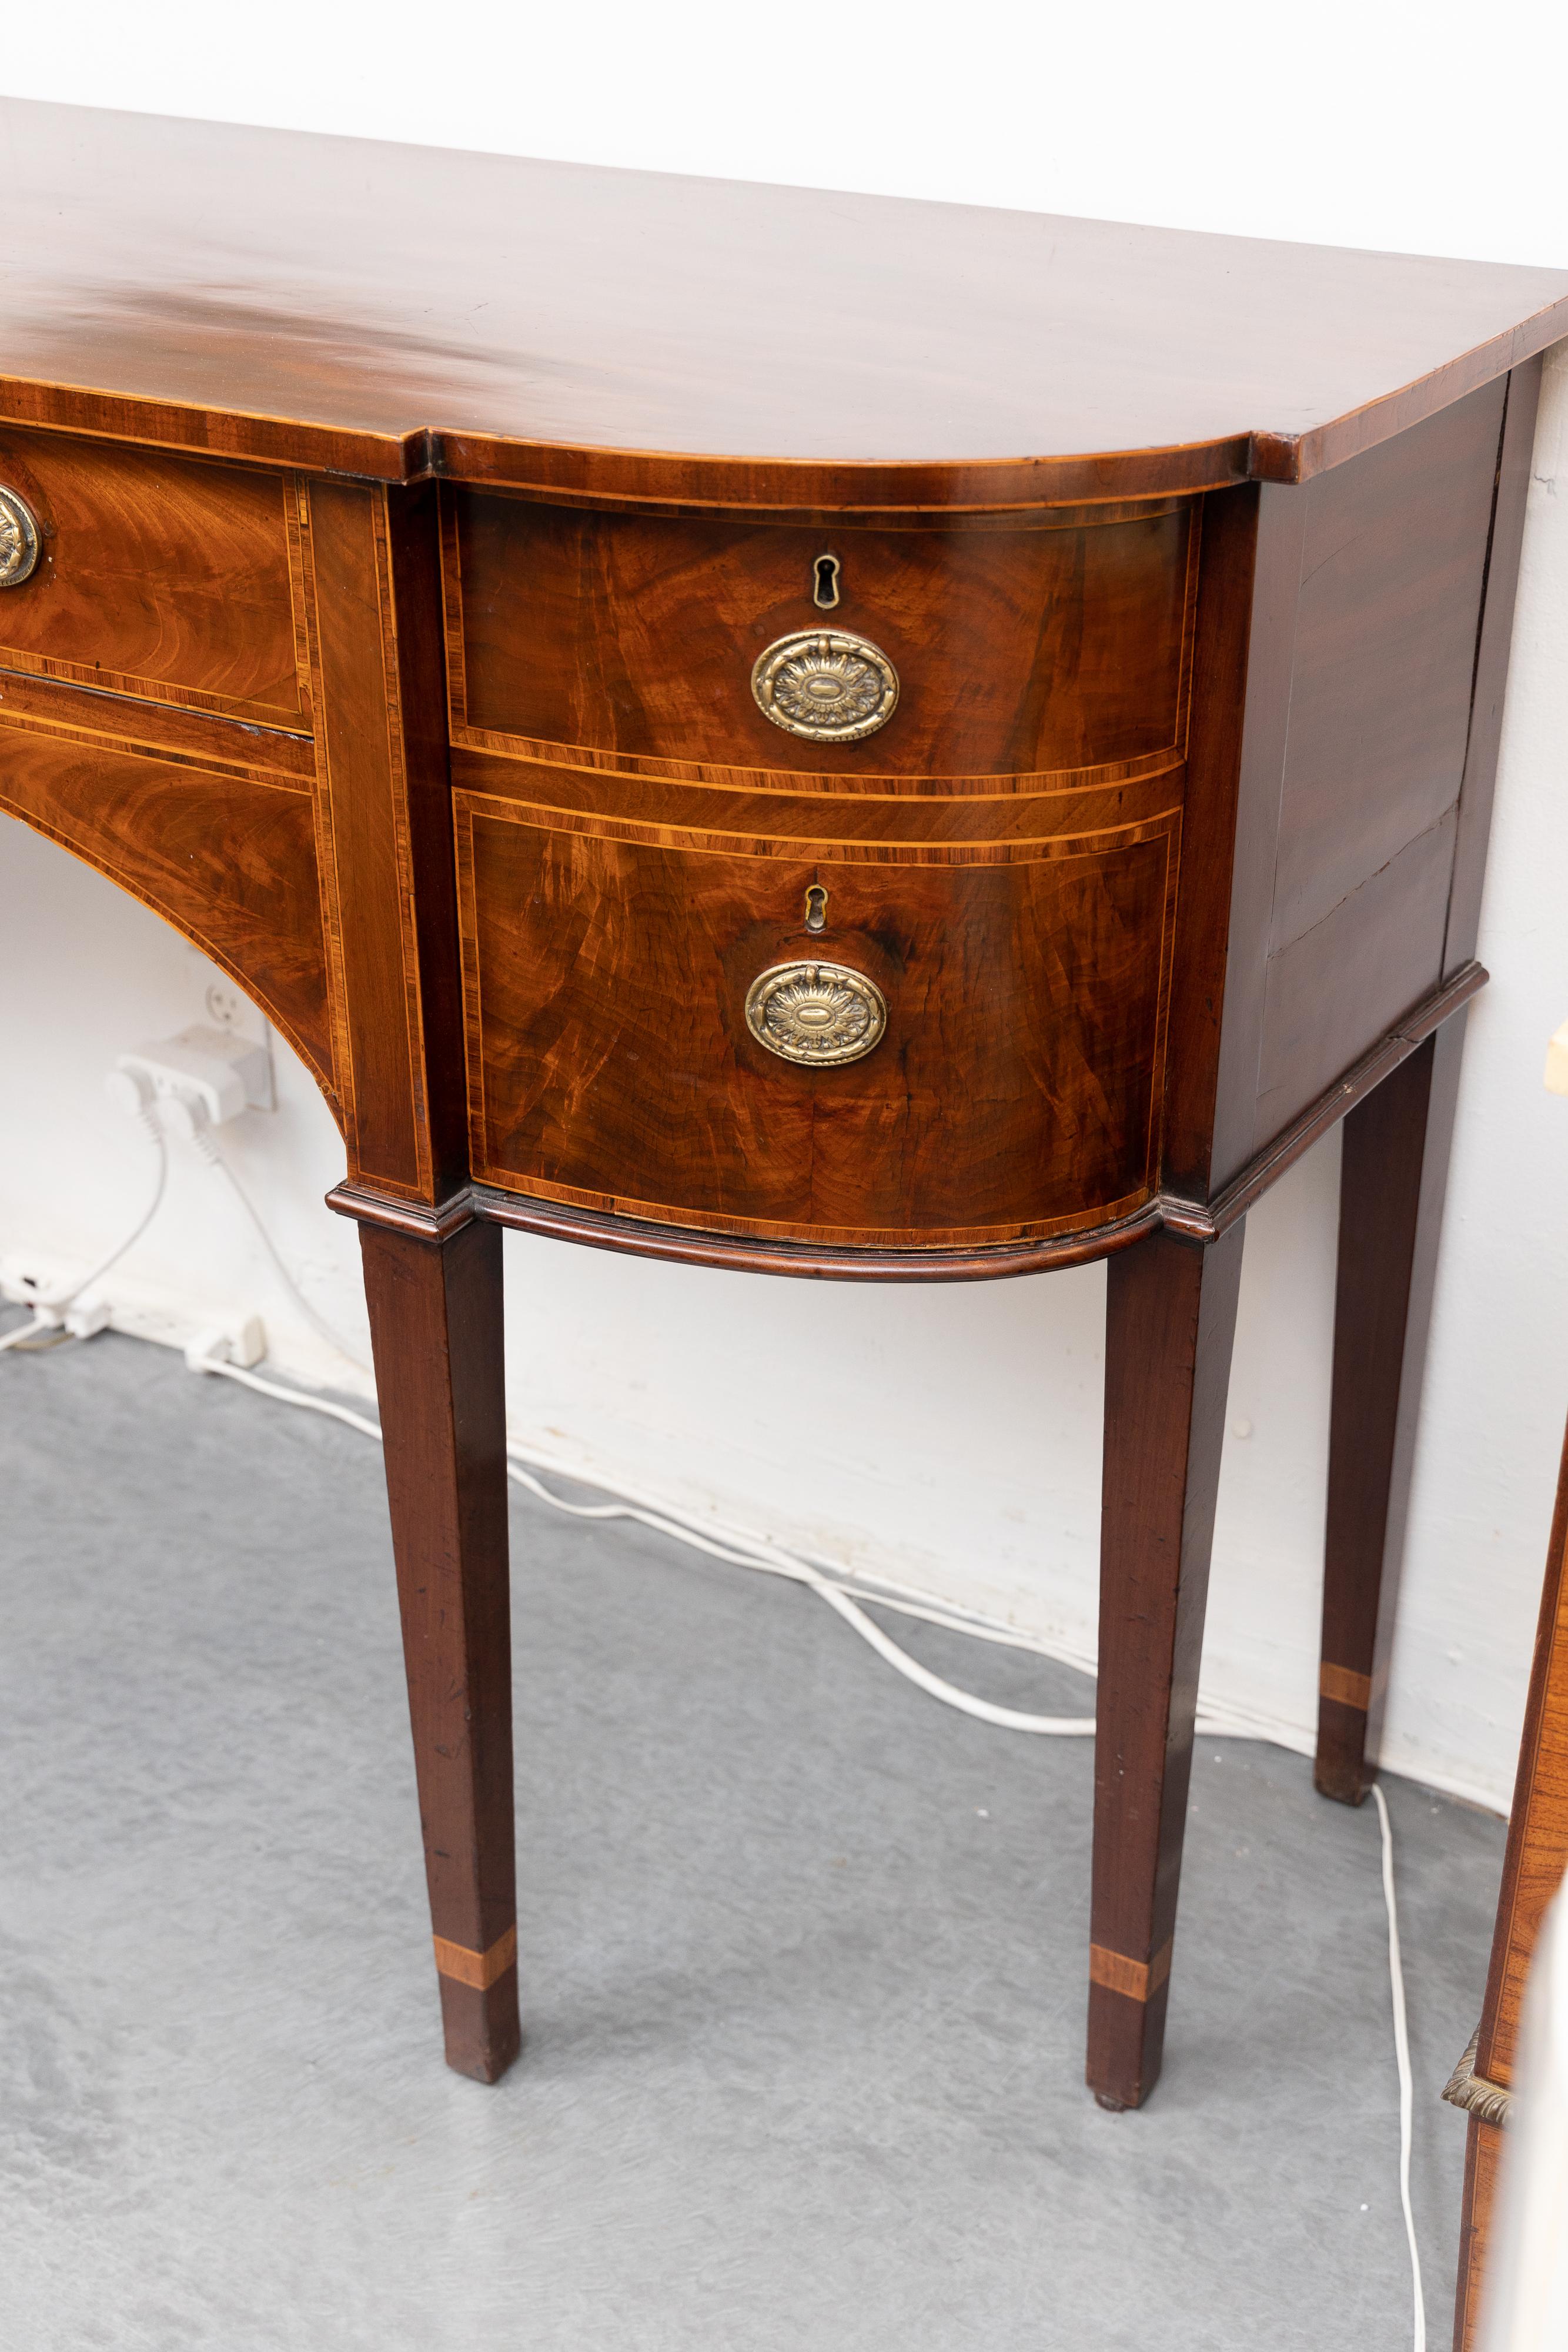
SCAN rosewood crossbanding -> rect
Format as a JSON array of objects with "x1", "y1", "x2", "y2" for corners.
[{"x1": 0, "y1": 95, "x2": 1561, "y2": 2108}]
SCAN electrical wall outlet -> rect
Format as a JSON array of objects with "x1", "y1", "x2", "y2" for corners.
[
  {"x1": 184, "y1": 946, "x2": 268, "y2": 1042},
  {"x1": 182, "y1": 947, "x2": 275, "y2": 1104}
]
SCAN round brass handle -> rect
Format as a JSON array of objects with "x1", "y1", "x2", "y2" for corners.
[
  {"x1": 745, "y1": 960, "x2": 888, "y2": 1067},
  {"x1": 0, "y1": 485, "x2": 41, "y2": 587},
  {"x1": 751, "y1": 629, "x2": 898, "y2": 743}
]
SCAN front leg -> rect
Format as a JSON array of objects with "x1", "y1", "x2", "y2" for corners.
[
  {"x1": 359, "y1": 1210, "x2": 519, "y2": 2083},
  {"x1": 1089, "y1": 1222, "x2": 1244, "y2": 2109}
]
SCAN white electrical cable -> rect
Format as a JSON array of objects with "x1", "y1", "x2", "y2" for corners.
[
  {"x1": 2, "y1": 1325, "x2": 86, "y2": 1354},
  {"x1": 0, "y1": 1314, "x2": 51, "y2": 1353},
  {"x1": 1373, "y1": 1782, "x2": 1426, "y2": 2352},
  {"x1": 190, "y1": 1128, "x2": 372, "y2": 1374},
  {"x1": 199, "y1": 1354, "x2": 385, "y2": 1438},
  {"x1": 501, "y1": 1454, "x2": 1102, "y2": 1733},
  {"x1": 42, "y1": 1114, "x2": 169, "y2": 1308},
  {"x1": 499, "y1": 1446, "x2": 1275, "y2": 1745},
  {"x1": 188, "y1": 1361, "x2": 1094, "y2": 1733}
]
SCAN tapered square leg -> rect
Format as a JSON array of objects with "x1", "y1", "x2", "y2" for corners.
[
  {"x1": 1089, "y1": 1222, "x2": 1244, "y2": 2110},
  {"x1": 359, "y1": 1212, "x2": 520, "y2": 2083},
  {"x1": 1316, "y1": 1024, "x2": 1466, "y2": 1805}
]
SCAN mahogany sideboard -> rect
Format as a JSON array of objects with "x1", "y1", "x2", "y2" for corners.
[{"x1": 3, "y1": 98, "x2": 1566, "y2": 2109}]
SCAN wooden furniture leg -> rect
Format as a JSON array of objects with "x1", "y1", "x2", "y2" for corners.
[
  {"x1": 1447, "y1": 1414, "x2": 1568, "y2": 2345},
  {"x1": 1316, "y1": 1022, "x2": 1466, "y2": 1804},
  {"x1": 359, "y1": 1211, "x2": 520, "y2": 2083},
  {"x1": 1089, "y1": 1222, "x2": 1245, "y2": 2109}
]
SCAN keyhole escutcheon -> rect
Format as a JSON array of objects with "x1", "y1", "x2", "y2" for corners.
[
  {"x1": 804, "y1": 884, "x2": 828, "y2": 933},
  {"x1": 812, "y1": 554, "x2": 841, "y2": 610}
]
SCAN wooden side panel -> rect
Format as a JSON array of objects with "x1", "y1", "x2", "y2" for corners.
[
  {"x1": 1445, "y1": 359, "x2": 1543, "y2": 976},
  {"x1": 1256, "y1": 811, "x2": 1457, "y2": 1131},
  {"x1": 448, "y1": 494, "x2": 1195, "y2": 780},
  {"x1": 1251, "y1": 380, "x2": 1507, "y2": 1144},
  {"x1": 0, "y1": 726, "x2": 334, "y2": 1098},
  {"x1": 1271, "y1": 383, "x2": 1505, "y2": 945},
  {"x1": 305, "y1": 477, "x2": 464, "y2": 1201},
  {"x1": 457, "y1": 796, "x2": 1177, "y2": 1245},
  {"x1": 0, "y1": 426, "x2": 307, "y2": 724}
]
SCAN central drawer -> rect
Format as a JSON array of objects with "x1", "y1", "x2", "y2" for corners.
[{"x1": 445, "y1": 493, "x2": 1195, "y2": 782}]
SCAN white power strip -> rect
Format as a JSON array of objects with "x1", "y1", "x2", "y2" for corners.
[{"x1": 0, "y1": 1250, "x2": 266, "y2": 1367}]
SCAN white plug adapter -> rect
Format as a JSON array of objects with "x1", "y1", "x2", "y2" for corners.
[
  {"x1": 184, "y1": 1317, "x2": 267, "y2": 1373},
  {"x1": 62, "y1": 1297, "x2": 113, "y2": 1339},
  {"x1": 116, "y1": 1025, "x2": 273, "y2": 1126}
]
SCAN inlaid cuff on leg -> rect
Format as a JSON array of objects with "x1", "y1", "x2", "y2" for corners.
[
  {"x1": 1319, "y1": 1662, "x2": 1373, "y2": 1711},
  {"x1": 1088, "y1": 1939, "x2": 1173, "y2": 2004},
  {"x1": 433, "y1": 1925, "x2": 517, "y2": 1989}
]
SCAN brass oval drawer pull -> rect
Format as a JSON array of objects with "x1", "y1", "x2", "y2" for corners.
[
  {"x1": 0, "y1": 486, "x2": 41, "y2": 587},
  {"x1": 745, "y1": 959, "x2": 887, "y2": 1067},
  {"x1": 751, "y1": 628, "x2": 898, "y2": 743}
]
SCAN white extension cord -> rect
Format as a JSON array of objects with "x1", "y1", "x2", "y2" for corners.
[{"x1": 1, "y1": 1137, "x2": 1426, "y2": 2346}]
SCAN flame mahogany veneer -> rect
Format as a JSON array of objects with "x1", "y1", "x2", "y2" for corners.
[{"x1": 1, "y1": 96, "x2": 1562, "y2": 2112}]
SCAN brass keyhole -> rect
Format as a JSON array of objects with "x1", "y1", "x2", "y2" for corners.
[
  {"x1": 804, "y1": 884, "x2": 828, "y2": 933},
  {"x1": 812, "y1": 554, "x2": 841, "y2": 611}
]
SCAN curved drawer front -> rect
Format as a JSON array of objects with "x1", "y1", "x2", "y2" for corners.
[
  {"x1": 454, "y1": 767, "x2": 1179, "y2": 1250},
  {"x1": 0, "y1": 427, "x2": 307, "y2": 728},
  {"x1": 445, "y1": 493, "x2": 1196, "y2": 784}
]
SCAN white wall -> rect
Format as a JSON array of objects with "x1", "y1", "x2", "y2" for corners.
[{"x1": 3, "y1": 2, "x2": 1567, "y2": 1810}]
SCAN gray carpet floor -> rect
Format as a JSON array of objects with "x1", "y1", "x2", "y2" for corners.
[{"x1": 1, "y1": 1325, "x2": 1503, "y2": 2350}]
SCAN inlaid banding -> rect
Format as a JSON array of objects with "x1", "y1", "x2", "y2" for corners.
[
  {"x1": 433, "y1": 1925, "x2": 517, "y2": 1989},
  {"x1": 1320, "y1": 1663, "x2": 1374, "y2": 1712},
  {"x1": 1089, "y1": 1939, "x2": 1173, "y2": 2003}
]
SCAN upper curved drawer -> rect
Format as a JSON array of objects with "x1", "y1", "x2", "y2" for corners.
[
  {"x1": 444, "y1": 492, "x2": 1195, "y2": 784},
  {"x1": 0, "y1": 428, "x2": 307, "y2": 730}
]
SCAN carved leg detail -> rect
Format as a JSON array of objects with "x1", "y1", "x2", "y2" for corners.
[
  {"x1": 1317, "y1": 1024, "x2": 1465, "y2": 1805},
  {"x1": 1089, "y1": 1223, "x2": 1244, "y2": 2110},
  {"x1": 360, "y1": 1214, "x2": 520, "y2": 2083}
]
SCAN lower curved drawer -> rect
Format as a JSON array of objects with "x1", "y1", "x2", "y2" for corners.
[{"x1": 454, "y1": 791, "x2": 1179, "y2": 1249}]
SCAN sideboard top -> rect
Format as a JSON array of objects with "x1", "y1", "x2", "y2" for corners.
[{"x1": 3, "y1": 98, "x2": 1565, "y2": 509}]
